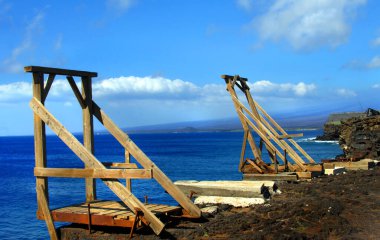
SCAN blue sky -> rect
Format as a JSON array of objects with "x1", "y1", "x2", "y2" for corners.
[{"x1": 0, "y1": 0, "x2": 379, "y2": 136}]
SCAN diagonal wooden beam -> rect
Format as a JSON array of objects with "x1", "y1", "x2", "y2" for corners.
[
  {"x1": 66, "y1": 76, "x2": 86, "y2": 109},
  {"x1": 37, "y1": 184, "x2": 58, "y2": 240},
  {"x1": 42, "y1": 74, "x2": 55, "y2": 102},
  {"x1": 29, "y1": 98, "x2": 165, "y2": 235},
  {"x1": 91, "y1": 101, "x2": 201, "y2": 218},
  {"x1": 238, "y1": 130, "x2": 248, "y2": 171}
]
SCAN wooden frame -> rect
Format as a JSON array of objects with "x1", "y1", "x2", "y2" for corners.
[
  {"x1": 25, "y1": 66, "x2": 201, "y2": 236},
  {"x1": 221, "y1": 74, "x2": 318, "y2": 176}
]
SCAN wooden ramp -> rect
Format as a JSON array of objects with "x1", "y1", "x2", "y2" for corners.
[
  {"x1": 37, "y1": 201, "x2": 181, "y2": 228},
  {"x1": 221, "y1": 74, "x2": 322, "y2": 180},
  {"x1": 25, "y1": 66, "x2": 201, "y2": 239}
]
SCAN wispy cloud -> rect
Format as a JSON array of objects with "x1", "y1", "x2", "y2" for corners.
[
  {"x1": 1, "y1": 11, "x2": 44, "y2": 73},
  {"x1": 237, "y1": 0, "x2": 253, "y2": 11},
  {"x1": 252, "y1": 0, "x2": 366, "y2": 51},
  {"x1": 372, "y1": 36, "x2": 380, "y2": 47},
  {"x1": 343, "y1": 55, "x2": 380, "y2": 70},
  {"x1": 373, "y1": 84, "x2": 380, "y2": 89},
  {"x1": 336, "y1": 88, "x2": 357, "y2": 97},
  {"x1": 107, "y1": 0, "x2": 135, "y2": 14}
]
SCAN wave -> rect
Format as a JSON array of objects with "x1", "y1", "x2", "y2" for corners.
[{"x1": 297, "y1": 137, "x2": 339, "y2": 144}]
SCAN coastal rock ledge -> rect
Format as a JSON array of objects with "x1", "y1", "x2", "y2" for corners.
[{"x1": 339, "y1": 115, "x2": 380, "y2": 160}]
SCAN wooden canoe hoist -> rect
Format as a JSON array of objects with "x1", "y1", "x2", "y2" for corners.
[
  {"x1": 26, "y1": 66, "x2": 201, "y2": 239},
  {"x1": 221, "y1": 75, "x2": 322, "y2": 180}
]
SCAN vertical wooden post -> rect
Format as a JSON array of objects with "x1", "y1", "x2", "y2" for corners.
[
  {"x1": 284, "y1": 149, "x2": 288, "y2": 172},
  {"x1": 33, "y1": 72, "x2": 48, "y2": 215},
  {"x1": 82, "y1": 76, "x2": 96, "y2": 201},
  {"x1": 238, "y1": 130, "x2": 248, "y2": 171},
  {"x1": 274, "y1": 151, "x2": 278, "y2": 173},
  {"x1": 125, "y1": 149, "x2": 132, "y2": 191}
]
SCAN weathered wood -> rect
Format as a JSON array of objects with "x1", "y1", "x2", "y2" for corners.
[
  {"x1": 246, "y1": 158, "x2": 264, "y2": 174},
  {"x1": 243, "y1": 173, "x2": 298, "y2": 181},
  {"x1": 82, "y1": 76, "x2": 96, "y2": 202},
  {"x1": 125, "y1": 150, "x2": 132, "y2": 191},
  {"x1": 277, "y1": 133, "x2": 303, "y2": 139},
  {"x1": 252, "y1": 99, "x2": 315, "y2": 163},
  {"x1": 37, "y1": 185, "x2": 58, "y2": 240},
  {"x1": 238, "y1": 131, "x2": 248, "y2": 171},
  {"x1": 91, "y1": 101, "x2": 201, "y2": 218},
  {"x1": 30, "y1": 98, "x2": 165, "y2": 235},
  {"x1": 232, "y1": 96, "x2": 305, "y2": 171},
  {"x1": 67, "y1": 76, "x2": 86, "y2": 109},
  {"x1": 102, "y1": 162, "x2": 138, "y2": 169},
  {"x1": 24, "y1": 66, "x2": 97, "y2": 77},
  {"x1": 33, "y1": 72, "x2": 48, "y2": 215},
  {"x1": 34, "y1": 167, "x2": 152, "y2": 179},
  {"x1": 42, "y1": 74, "x2": 55, "y2": 102},
  {"x1": 226, "y1": 84, "x2": 262, "y2": 162}
]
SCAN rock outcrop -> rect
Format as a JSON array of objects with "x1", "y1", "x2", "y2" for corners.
[
  {"x1": 339, "y1": 115, "x2": 380, "y2": 160},
  {"x1": 316, "y1": 123, "x2": 341, "y2": 141}
]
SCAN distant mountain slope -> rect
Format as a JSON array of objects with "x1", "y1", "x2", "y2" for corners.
[{"x1": 121, "y1": 114, "x2": 327, "y2": 134}]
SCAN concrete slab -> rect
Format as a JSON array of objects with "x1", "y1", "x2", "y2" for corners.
[
  {"x1": 324, "y1": 167, "x2": 346, "y2": 175},
  {"x1": 174, "y1": 180, "x2": 277, "y2": 198},
  {"x1": 194, "y1": 196, "x2": 265, "y2": 208}
]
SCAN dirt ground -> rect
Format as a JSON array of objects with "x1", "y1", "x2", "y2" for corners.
[{"x1": 60, "y1": 168, "x2": 380, "y2": 240}]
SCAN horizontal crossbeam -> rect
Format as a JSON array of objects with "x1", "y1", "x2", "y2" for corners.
[
  {"x1": 24, "y1": 66, "x2": 97, "y2": 77},
  {"x1": 34, "y1": 167, "x2": 152, "y2": 179}
]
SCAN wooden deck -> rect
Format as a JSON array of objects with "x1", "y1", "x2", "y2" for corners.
[{"x1": 37, "y1": 200, "x2": 182, "y2": 228}]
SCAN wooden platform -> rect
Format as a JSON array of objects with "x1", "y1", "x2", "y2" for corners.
[{"x1": 37, "y1": 200, "x2": 182, "y2": 228}]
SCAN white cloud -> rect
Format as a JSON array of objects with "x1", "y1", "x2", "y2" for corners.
[
  {"x1": 253, "y1": 0, "x2": 366, "y2": 51},
  {"x1": 0, "y1": 82, "x2": 31, "y2": 101},
  {"x1": 372, "y1": 36, "x2": 380, "y2": 47},
  {"x1": 373, "y1": 84, "x2": 380, "y2": 89},
  {"x1": 344, "y1": 55, "x2": 380, "y2": 70},
  {"x1": 107, "y1": 0, "x2": 135, "y2": 13},
  {"x1": 237, "y1": 0, "x2": 253, "y2": 11},
  {"x1": 1, "y1": 11, "x2": 44, "y2": 73},
  {"x1": 336, "y1": 88, "x2": 357, "y2": 97},
  {"x1": 367, "y1": 56, "x2": 380, "y2": 69},
  {"x1": 250, "y1": 80, "x2": 316, "y2": 96},
  {"x1": 0, "y1": 76, "x2": 316, "y2": 104}
]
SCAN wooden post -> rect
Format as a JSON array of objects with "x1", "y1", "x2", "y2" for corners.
[
  {"x1": 274, "y1": 151, "x2": 278, "y2": 173},
  {"x1": 238, "y1": 131, "x2": 248, "y2": 171},
  {"x1": 82, "y1": 76, "x2": 96, "y2": 202},
  {"x1": 284, "y1": 149, "x2": 288, "y2": 172},
  {"x1": 33, "y1": 72, "x2": 48, "y2": 215},
  {"x1": 125, "y1": 149, "x2": 132, "y2": 191},
  {"x1": 37, "y1": 184, "x2": 58, "y2": 240}
]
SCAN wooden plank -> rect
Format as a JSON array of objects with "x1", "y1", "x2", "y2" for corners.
[
  {"x1": 67, "y1": 76, "x2": 86, "y2": 109},
  {"x1": 34, "y1": 167, "x2": 152, "y2": 179},
  {"x1": 125, "y1": 150, "x2": 132, "y2": 191},
  {"x1": 232, "y1": 96, "x2": 305, "y2": 171},
  {"x1": 238, "y1": 131, "x2": 248, "y2": 171},
  {"x1": 37, "y1": 185, "x2": 58, "y2": 240},
  {"x1": 82, "y1": 76, "x2": 96, "y2": 202},
  {"x1": 221, "y1": 74, "x2": 248, "y2": 82},
  {"x1": 252, "y1": 99, "x2": 315, "y2": 163},
  {"x1": 91, "y1": 101, "x2": 201, "y2": 218},
  {"x1": 42, "y1": 74, "x2": 55, "y2": 102},
  {"x1": 33, "y1": 72, "x2": 48, "y2": 215},
  {"x1": 246, "y1": 159, "x2": 264, "y2": 174},
  {"x1": 226, "y1": 84, "x2": 262, "y2": 162},
  {"x1": 243, "y1": 173, "x2": 298, "y2": 181},
  {"x1": 29, "y1": 98, "x2": 165, "y2": 235},
  {"x1": 102, "y1": 162, "x2": 138, "y2": 169},
  {"x1": 277, "y1": 133, "x2": 303, "y2": 139},
  {"x1": 24, "y1": 66, "x2": 97, "y2": 77}
]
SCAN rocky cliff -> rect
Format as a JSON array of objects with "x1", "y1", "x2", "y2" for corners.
[{"x1": 339, "y1": 115, "x2": 380, "y2": 160}]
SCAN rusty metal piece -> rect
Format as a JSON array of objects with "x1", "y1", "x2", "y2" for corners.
[
  {"x1": 87, "y1": 203, "x2": 92, "y2": 234},
  {"x1": 129, "y1": 207, "x2": 142, "y2": 239},
  {"x1": 188, "y1": 190, "x2": 197, "y2": 199}
]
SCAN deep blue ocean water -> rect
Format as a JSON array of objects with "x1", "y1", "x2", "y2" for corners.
[{"x1": 0, "y1": 130, "x2": 341, "y2": 239}]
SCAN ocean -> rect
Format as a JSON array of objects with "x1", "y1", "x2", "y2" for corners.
[{"x1": 0, "y1": 130, "x2": 341, "y2": 239}]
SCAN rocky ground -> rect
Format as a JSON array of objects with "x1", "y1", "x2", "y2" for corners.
[{"x1": 60, "y1": 168, "x2": 380, "y2": 240}]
